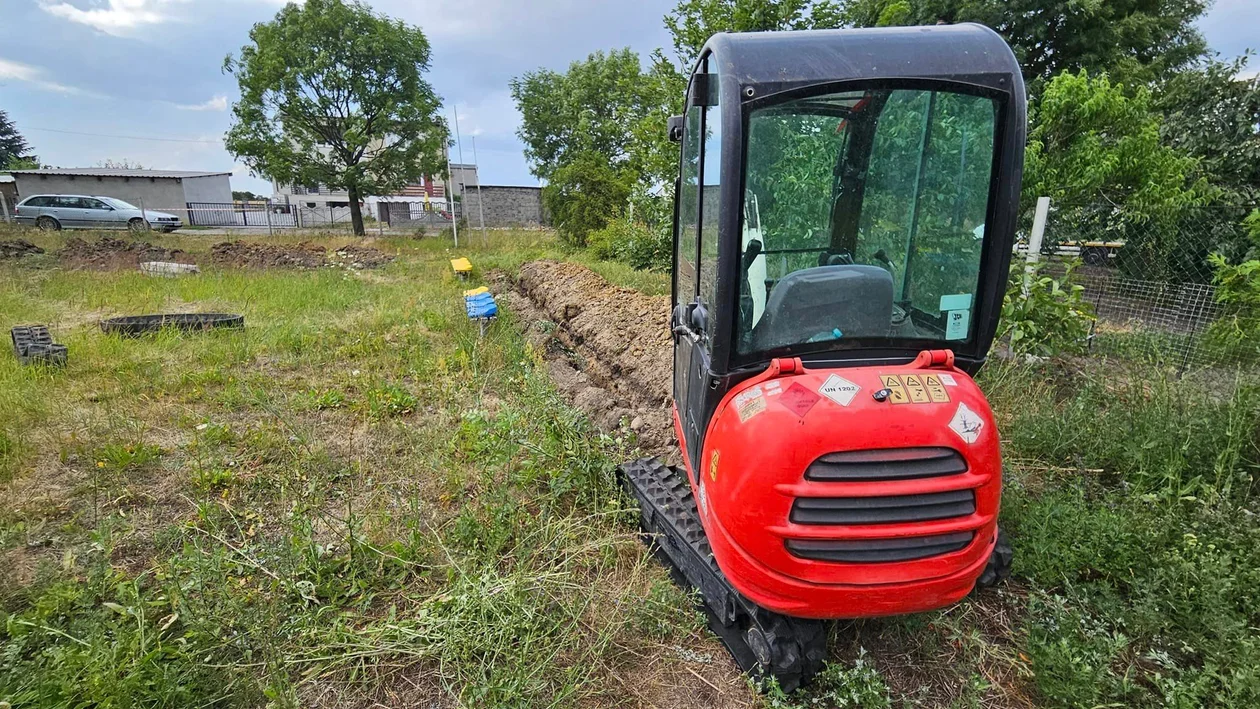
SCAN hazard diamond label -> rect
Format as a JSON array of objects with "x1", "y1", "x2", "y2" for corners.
[
  {"x1": 948, "y1": 402, "x2": 985, "y2": 444},
  {"x1": 778, "y1": 383, "x2": 820, "y2": 418},
  {"x1": 818, "y1": 374, "x2": 861, "y2": 407}
]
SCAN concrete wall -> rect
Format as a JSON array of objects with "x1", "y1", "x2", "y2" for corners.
[
  {"x1": 13, "y1": 174, "x2": 191, "y2": 223},
  {"x1": 182, "y1": 174, "x2": 231, "y2": 204},
  {"x1": 461, "y1": 186, "x2": 547, "y2": 228}
]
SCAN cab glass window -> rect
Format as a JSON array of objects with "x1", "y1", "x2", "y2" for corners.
[
  {"x1": 737, "y1": 87, "x2": 998, "y2": 356},
  {"x1": 698, "y1": 69, "x2": 721, "y2": 329},
  {"x1": 675, "y1": 104, "x2": 702, "y2": 308}
]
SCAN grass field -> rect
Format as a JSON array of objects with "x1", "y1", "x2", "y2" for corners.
[{"x1": 2, "y1": 226, "x2": 1259, "y2": 708}]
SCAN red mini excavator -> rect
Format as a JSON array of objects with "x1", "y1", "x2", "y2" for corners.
[{"x1": 619, "y1": 24, "x2": 1025, "y2": 690}]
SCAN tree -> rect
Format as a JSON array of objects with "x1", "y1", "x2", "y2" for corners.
[
  {"x1": 224, "y1": 0, "x2": 445, "y2": 235},
  {"x1": 836, "y1": 0, "x2": 1209, "y2": 85},
  {"x1": 1025, "y1": 70, "x2": 1206, "y2": 279},
  {"x1": 1156, "y1": 55, "x2": 1260, "y2": 203},
  {"x1": 664, "y1": 0, "x2": 843, "y2": 66},
  {"x1": 233, "y1": 190, "x2": 263, "y2": 202},
  {"x1": 543, "y1": 151, "x2": 635, "y2": 247},
  {"x1": 511, "y1": 49, "x2": 659, "y2": 182},
  {"x1": 0, "y1": 110, "x2": 33, "y2": 168}
]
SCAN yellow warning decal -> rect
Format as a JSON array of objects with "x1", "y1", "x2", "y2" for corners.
[
  {"x1": 901, "y1": 374, "x2": 930, "y2": 403},
  {"x1": 881, "y1": 374, "x2": 951, "y2": 404},
  {"x1": 923, "y1": 374, "x2": 951, "y2": 403},
  {"x1": 709, "y1": 450, "x2": 720, "y2": 482},
  {"x1": 879, "y1": 375, "x2": 910, "y2": 404}
]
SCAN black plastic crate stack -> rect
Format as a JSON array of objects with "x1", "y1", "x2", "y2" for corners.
[{"x1": 10, "y1": 326, "x2": 67, "y2": 366}]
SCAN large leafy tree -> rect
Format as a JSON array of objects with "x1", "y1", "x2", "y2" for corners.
[
  {"x1": 836, "y1": 0, "x2": 1209, "y2": 85},
  {"x1": 1157, "y1": 56, "x2": 1260, "y2": 203},
  {"x1": 664, "y1": 0, "x2": 842, "y2": 66},
  {"x1": 1025, "y1": 70, "x2": 1206, "y2": 279},
  {"x1": 511, "y1": 49, "x2": 660, "y2": 182},
  {"x1": 0, "y1": 110, "x2": 34, "y2": 169},
  {"x1": 224, "y1": 0, "x2": 445, "y2": 235}
]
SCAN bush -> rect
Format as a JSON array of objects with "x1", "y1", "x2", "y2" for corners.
[
  {"x1": 997, "y1": 260, "x2": 1094, "y2": 356},
  {"x1": 1204, "y1": 210, "x2": 1260, "y2": 359},
  {"x1": 542, "y1": 151, "x2": 634, "y2": 248},
  {"x1": 587, "y1": 217, "x2": 670, "y2": 271}
]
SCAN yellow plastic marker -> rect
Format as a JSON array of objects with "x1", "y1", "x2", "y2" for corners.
[
  {"x1": 463, "y1": 286, "x2": 489, "y2": 297},
  {"x1": 450, "y1": 257, "x2": 473, "y2": 273}
]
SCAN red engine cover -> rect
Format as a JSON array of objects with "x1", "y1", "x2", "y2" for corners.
[{"x1": 676, "y1": 351, "x2": 1001, "y2": 619}]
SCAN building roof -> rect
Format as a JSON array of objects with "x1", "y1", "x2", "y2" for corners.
[
  {"x1": 0, "y1": 175, "x2": 14, "y2": 184},
  {"x1": 7, "y1": 168, "x2": 232, "y2": 179}
]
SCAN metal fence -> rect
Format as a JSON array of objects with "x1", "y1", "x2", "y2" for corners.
[
  {"x1": 184, "y1": 200, "x2": 461, "y2": 231},
  {"x1": 1021, "y1": 199, "x2": 1259, "y2": 371}
]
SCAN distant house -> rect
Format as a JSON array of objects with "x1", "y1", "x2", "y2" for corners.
[
  {"x1": 0, "y1": 175, "x2": 17, "y2": 218},
  {"x1": 6, "y1": 168, "x2": 232, "y2": 224},
  {"x1": 271, "y1": 163, "x2": 479, "y2": 209}
]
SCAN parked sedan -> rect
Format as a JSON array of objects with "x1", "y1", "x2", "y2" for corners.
[{"x1": 13, "y1": 194, "x2": 183, "y2": 233}]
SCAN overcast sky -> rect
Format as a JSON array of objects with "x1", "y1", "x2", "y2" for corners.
[{"x1": 0, "y1": 0, "x2": 1254, "y2": 197}]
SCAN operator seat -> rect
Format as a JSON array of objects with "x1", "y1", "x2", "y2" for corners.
[{"x1": 750, "y1": 265, "x2": 894, "y2": 351}]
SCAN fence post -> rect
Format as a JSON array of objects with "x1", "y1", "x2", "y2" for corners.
[
  {"x1": 0, "y1": 191, "x2": 10, "y2": 224},
  {"x1": 1024, "y1": 196, "x2": 1051, "y2": 296},
  {"x1": 265, "y1": 200, "x2": 274, "y2": 238}
]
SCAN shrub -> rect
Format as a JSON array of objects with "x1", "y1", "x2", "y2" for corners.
[
  {"x1": 1204, "y1": 210, "x2": 1260, "y2": 360},
  {"x1": 542, "y1": 151, "x2": 634, "y2": 248},
  {"x1": 587, "y1": 217, "x2": 670, "y2": 271},
  {"x1": 997, "y1": 260, "x2": 1094, "y2": 356}
]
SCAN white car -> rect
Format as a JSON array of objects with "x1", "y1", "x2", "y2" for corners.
[{"x1": 14, "y1": 194, "x2": 183, "y2": 233}]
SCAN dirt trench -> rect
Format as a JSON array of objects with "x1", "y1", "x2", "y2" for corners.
[{"x1": 490, "y1": 260, "x2": 677, "y2": 460}]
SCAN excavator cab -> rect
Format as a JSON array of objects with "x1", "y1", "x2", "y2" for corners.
[{"x1": 622, "y1": 24, "x2": 1025, "y2": 691}]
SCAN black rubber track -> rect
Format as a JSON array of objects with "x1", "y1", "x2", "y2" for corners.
[
  {"x1": 100, "y1": 313, "x2": 244, "y2": 337},
  {"x1": 974, "y1": 526, "x2": 1013, "y2": 590},
  {"x1": 618, "y1": 456, "x2": 827, "y2": 692},
  {"x1": 10, "y1": 325, "x2": 67, "y2": 366}
]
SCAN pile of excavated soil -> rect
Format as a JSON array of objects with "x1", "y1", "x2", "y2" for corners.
[
  {"x1": 58, "y1": 237, "x2": 192, "y2": 270},
  {"x1": 0, "y1": 239, "x2": 44, "y2": 259},
  {"x1": 210, "y1": 241, "x2": 393, "y2": 270},
  {"x1": 494, "y1": 260, "x2": 676, "y2": 458}
]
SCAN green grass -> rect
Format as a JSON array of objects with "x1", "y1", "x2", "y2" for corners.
[
  {"x1": 3, "y1": 223, "x2": 1259, "y2": 708},
  {"x1": 0, "y1": 225, "x2": 713, "y2": 707}
]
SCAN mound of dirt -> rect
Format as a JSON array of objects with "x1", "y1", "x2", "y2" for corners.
[
  {"x1": 0, "y1": 239, "x2": 44, "y2": 259},
  {"x1": 209, "y1": 241, "x2": 393, "y2": 270},
  {"x1": 328, "y1": 244, "x2": 395, "y2": 269},
  {"x1": 58, "y1": 237, "x2": 192, "y2": 270},
  {"x1": 495, "y1": 260, "x2": 676, "y2": 458}
]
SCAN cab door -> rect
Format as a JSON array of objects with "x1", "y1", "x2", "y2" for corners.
[{"x1": 672, "y1": 63, "x2": 721, "y2": 474}]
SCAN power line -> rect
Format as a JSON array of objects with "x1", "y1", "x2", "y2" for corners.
[{"x1": 25, "y1": 127, "x2": 223, "y2": 144}]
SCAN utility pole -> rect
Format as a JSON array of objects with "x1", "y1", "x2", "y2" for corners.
[
  {"x1": 445, "y1": 150, "x2": 458, "y2": 247},
  {"x1": 453, "y1": 106, "x2": 469, "y2": 241},
  {"x1": 470, "y1": 134, "x2": 487, "y2": 245}
]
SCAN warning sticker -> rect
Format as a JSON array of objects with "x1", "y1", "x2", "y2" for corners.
[
  {"x1": 764, "y1": 380, "x2": 783, "y2": 397},
  {"x1": 923, "y1": 374, "x2": 951, "y2": 403},
  {"x1": 879, "y1": 375, "x2": 910, "y2": 404},
  {"x1": 709, "y1": 450, "x2": 720, "y2": 482},
  {"x1": 948, "y1": 402, "x2": 984, "y2": 444},
  {"x1": 734, "y1": 386, "x2": 767, "y2": 423},
  {"x1": 819, "y1": 374, "x2": 861, "y2": 407},
  {"x1": 779, "y1": 383, "x2": 821, "y2": 418},
  {"x1": 880, "y1": 374, "x2": 952, "y2": 404},
  {"x1": 901, "y1": 374, "x2": 931, "y2": 403}
]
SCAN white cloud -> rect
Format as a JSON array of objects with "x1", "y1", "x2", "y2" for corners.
[
  {"x1": 175, "y1": 95, "x2": 228, "y2": 111},
  {"x1": 38, "y1": 0, "x2": 190, "y2": 37},
  {"x1": 0, "y1": 57, "x2": 84, "y2": 94}
]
